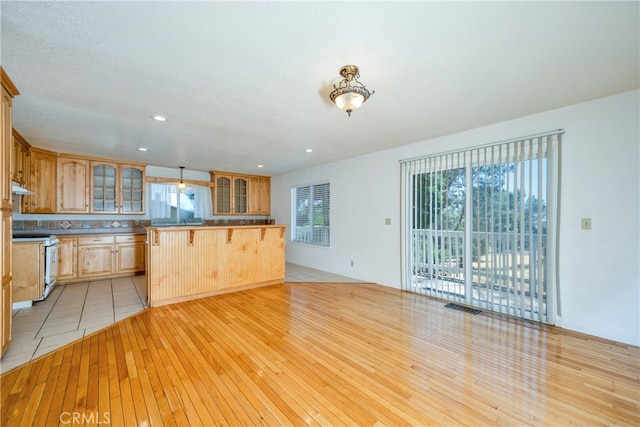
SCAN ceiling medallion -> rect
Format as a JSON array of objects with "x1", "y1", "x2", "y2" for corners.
[{"x1": 329, "y1": 65, "x2": 374, "y2": 117}]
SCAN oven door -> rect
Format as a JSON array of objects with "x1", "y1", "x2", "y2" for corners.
[{"x1": 45, "y1": 243, "x2": 60, "y2": 286}]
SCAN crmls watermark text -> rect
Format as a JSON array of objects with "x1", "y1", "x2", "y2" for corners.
[{"x1": 60, "y1": 412, "x2": 111, "y2": 424}]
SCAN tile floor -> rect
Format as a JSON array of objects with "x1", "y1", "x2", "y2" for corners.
[{"x1": 1, "y1": 263, "x2": 360, "y2": 374}]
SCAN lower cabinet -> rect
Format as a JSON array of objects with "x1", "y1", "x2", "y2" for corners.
[
  {"x1": 1, "y1": 277, "x2": 11, "y2": 356},
  {"x1": 58, "y1": 233, "x2": 145, "y2": 283},
  {"x1": 57, "y1": 236, "x2": 78, "y2": 282},
  {"x1": 78, "y1": 235, "x2": 114, "y2": 278},
  {"x1": 12, "y1": 242, "x2": 44, "y2": 302},
  {"x1": 115, "y1": 235, "x2": 145, "y2": 274}
]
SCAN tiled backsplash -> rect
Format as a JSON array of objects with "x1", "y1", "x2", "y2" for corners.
[
  {"x1": 13, "y1": 218, "x2": 275, "y2": 232},
  {"x1": 13, "y1": 219, "x2": 151, "y2": 231}
]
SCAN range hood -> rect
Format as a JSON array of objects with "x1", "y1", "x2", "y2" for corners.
[{"x1": 11, "y1": 182, "x2": 34, "y2": 195}]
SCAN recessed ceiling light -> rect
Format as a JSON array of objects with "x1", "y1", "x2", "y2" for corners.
[
  {"x1": 257, "y1": 164, "x2": 264, "y2": 168},
  {"x1": 305, "y1": 149, "x2": 313, "y2": 153},
  {"x1": 151, "y1": 115, "x2": 168, "y2": 122},
  {"x1": 137, "y1": 147, "x2": 148, "y2": 151}
]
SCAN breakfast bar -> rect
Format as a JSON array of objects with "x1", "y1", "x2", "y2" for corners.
[{"x1": 145, "y1": 225, "x2": 286, "y2": 307}]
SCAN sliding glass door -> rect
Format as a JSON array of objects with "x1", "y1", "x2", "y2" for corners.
[{"x1": 401, "y1": 132, "x2": 561, "y2": 323}]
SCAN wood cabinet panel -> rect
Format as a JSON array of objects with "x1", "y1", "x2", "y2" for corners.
[
  {"x1": 1, "y1": 212, "x2": 11, "y2": 288},
  {"x1": 57, "y1": 237, "x2": 77, "y2": 282},
  {"x1": 78, "y1": 235, "x2": 115, "y2": 245},
  {"x1": 1, "y1": 87, "x2": 13, "y2": 209},
  {"x1": 78, "y1": 244, "x2": 114, "y2": 278},
  {"x1": 12, "y1": 242, "x2": 44, "y2": 302},
  {"x1": 25, "y1": 148, "x2": 57, "y2": 213},
  {"x1": 12, "y1": 130, "x2": 30, "y2": 185},
  {"x1": 1, "y1": 210, "x2": 12, "y2": 355},
  {"x1": 1, "y1": 67, "x2": 18, "y2": 357},
  {"x1": 249, "y1": 176, "x2": 271, "y2": 215},
  {"x1": 57, "y1": 156, "x2": 90, "y2": 213},
  {"x1": 116, "y1": 240, "x2": 145, "y2": 274},
  {"x1": 1, "y1": 278, "x2": 11, "y2": 356}
]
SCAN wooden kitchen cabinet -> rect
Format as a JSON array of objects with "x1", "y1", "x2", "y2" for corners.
[
  {"x1": 210, "y1": 171, "x2": 270, "y2": 216},
  {"x1": 12, "y1": 242, "x2": 44, "y2": 303},
  {"x1": 74, "y1": 233, "x2": 145, "y2": 281},
  {"x1": 0, "y1": 278, "x2": 11, "y2": 356},
  {"x1": 91, "y1": 161, "x2": 145, "y2": 214},
  {"x1": 248, "y1": 176, "x2": 271, "y2": 215},
  {"x1": 12, "y1": 129, "x2": 30, "y2": 185},
  {"x1": 1, "y1": 67, "x2": 18, "y2": 357},
  {"x1": 57, "y1": 236, "x2": 78, "y2": 281},
  {"x1": 1, "y1": 212, "x2": 12, "y2": 356},
  {"x1": 115, "y1": 234, "x2": 145, "y2": 274},
  {"x1": 211, "y1": 172, "x2": 248, "y2": 214},
  {"x1": 57, "y1": 156, "x2": 90, "y2": 213},
  {"x1": 1, "y1": 73, "x2": 17, "y2": 210},
  {"x1": 24, "y1": 147, "x2": 57, "y2": 213},
  {"x1": 78, "y1": 235, "x2": 115, "y2": 278},
  {"x1": 120, "y1": 165, "x2": 145, "y2": 213}
]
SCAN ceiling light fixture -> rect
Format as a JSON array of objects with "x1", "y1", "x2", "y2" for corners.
[
  {"x1": 305, "y1": 149, "x2": 313, "y2": 153},
  {"x1": 151, "y1": 115, "x2": 168, "y2": 122},
  {"x1": 137, "y1": 147, "x2": 148, "y2": 151},
  {"x1": 177, "y1": 166, "x2": 187, "y2": 190},
  {"x1": 329, "y1": 65, "x2": 374, "y2": 117}
]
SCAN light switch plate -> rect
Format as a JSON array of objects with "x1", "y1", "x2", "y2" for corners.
[
  {"x1": 384, "y1": 218, "x2": 391, "y2": 225},
  {"x1": 581, "y1": 218, "x2": 592, "y2": 230}
]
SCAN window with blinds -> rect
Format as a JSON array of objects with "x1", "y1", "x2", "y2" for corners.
[
  {"x1": 400, "y1": 131, "x2": 561, "y2": 323},
  {"x1": 292, "y1": 182, "x2": 330, "y2": 246}
]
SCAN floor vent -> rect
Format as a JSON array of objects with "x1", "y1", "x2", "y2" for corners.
[{"x1": 445, "y1": 302, "x2": 481, "y2": 315}]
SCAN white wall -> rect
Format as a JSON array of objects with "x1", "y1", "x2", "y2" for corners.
[{"x1": 271, "y1": 90, "x2": 640, "y2": 346}]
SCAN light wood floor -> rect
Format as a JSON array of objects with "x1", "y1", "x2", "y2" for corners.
[{"x1": 2, "y1": 281, "x2": 638, "y2": 426}]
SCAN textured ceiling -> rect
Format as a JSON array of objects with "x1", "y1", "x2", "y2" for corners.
[{"x1": 1, "y1": 1, "x2": 638, "y2": 176}]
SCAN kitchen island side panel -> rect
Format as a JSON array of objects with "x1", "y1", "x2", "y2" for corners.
[{"x1": 146, "y1": 226, "x2": 286, "y2": 306}]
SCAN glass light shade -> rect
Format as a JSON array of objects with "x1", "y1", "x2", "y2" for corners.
[
  {"x1": 335, "y1": 92, "x2": 364, "y2": 113},
  {"x1": 177, "y1": 182, "x2": 187, "y2": 190}
]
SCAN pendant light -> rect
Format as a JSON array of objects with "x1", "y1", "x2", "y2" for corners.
[{"x1": 177, "y1": 166, "x2": 187, "y2": 190}]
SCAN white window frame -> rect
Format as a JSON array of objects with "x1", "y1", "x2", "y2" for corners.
[{"x1": 291, "y1": 181, "x2": 330, "y2": 246}]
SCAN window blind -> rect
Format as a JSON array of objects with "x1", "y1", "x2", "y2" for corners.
[{"x1": 292, "y1": 182, "x2": 330, "y2": 246}]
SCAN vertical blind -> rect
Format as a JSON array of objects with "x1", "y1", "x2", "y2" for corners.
[{"x1": 400, "y1": 131, "x2": 561, "y2": 323}]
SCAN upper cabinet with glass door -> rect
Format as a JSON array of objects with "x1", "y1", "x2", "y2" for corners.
[
  {"x1": 210, "y1": 172, "x2": 249, "y2": 215},
  {"x1": 90, "y1": 161, "x2": 145, "y2": 214},
  {"x1": 210, "y1": 171, "x2": 269, "y2": 216},
  {"x1": 120, "y1": 165, "x2": 145, "y2": 213}
]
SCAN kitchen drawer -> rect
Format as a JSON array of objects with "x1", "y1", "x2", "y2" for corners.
[
  {"x1": 115, "y1": 234, "x2": 145, "y2": 243},
  {"x1": 78, "y1": 235, "x2": 115, "y2": 245}
]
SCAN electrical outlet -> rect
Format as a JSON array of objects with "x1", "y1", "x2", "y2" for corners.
[
  {"x1": 581, "y1": 218, "x2": 592, "y2": 230},
  {"x1": 384, "y1": 218, "x2": 391, "y2": 225}
]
